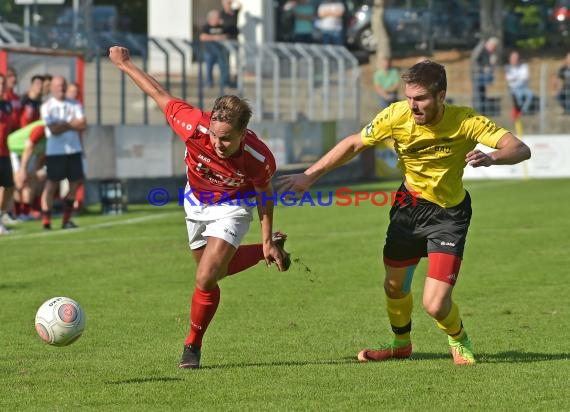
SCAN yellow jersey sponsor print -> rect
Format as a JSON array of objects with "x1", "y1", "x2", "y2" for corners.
[{"x1": 361, "y1": 101, "x2": 507, "y2": 207}]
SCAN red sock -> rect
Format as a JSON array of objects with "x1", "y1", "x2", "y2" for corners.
[
  {"x1": 62, "y1": 199, "x2": 74, "y2": 224},
  {"x1": 14, "y1": 201, "x2": 22, "y2": 215},
  {"x1": 227, "y1": 244, "x2": 264, "y2": 275},
  {"x1": 184, "y1": 286, "x2": 220, "y2": 348},
  {"x1": 42, "y1": 210, "x2": 51, "y2": 226}
]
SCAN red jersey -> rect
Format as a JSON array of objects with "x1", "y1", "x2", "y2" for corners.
[
  {"x1": 0, "y1": 100, "x2": 15, "y2": 157},
  {"x1": 19, "y1": 95, "x2": 42, "y2": 127},
  {"x1": 4, "y1": 88, "x2": 21, "y2": 129},
  {"x1": 164, "y1": 99, "x2": 276, "y2": 201}
]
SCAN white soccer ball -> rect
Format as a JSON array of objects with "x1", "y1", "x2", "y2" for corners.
[{"x1": 35, "y1": 297, "x2": 85, "y2": 347}]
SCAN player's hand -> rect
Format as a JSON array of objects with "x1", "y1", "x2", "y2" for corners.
[
  {"x1": 276, "y1": 173, "x2": 314, "y2": 195},
  {"x1": 466, "y1": 149, "x2": 493, "y2": 168},
  {"x1": 109, "y1": 46, "x2": 131, "y2": 66},
  {"x1": 16, "y1": 170, "x2": 27, "y2": 187},
  {"x1": 263, "y1": 242, "x2": 286, "y2": 272}
]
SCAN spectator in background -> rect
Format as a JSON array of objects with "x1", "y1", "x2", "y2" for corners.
[
  {"x1": 315, "y1": 0, "x2": 346, "y2": 45},
  {"x1": 19, "y1": 74, "x2": 44, "y2": 128},
  {"x1": 293, "y1": 0, "x2": 316, "y2": 43},
  {"x1": 9, "y1": 120, "x2": 46, "y2": 221},
  {"x1": 505, "y1": 50, "x2": 534, "y2": 120},
  {"x1": 10, "y1": 74, "x2": 44, "y2": 219},
  {"x1": 40, "y1": 75, "x2": 86, "y2": 230},
  {"x1": 472, "y1": 37, "x2": 499, "y2": 114},
  {"x1": 200, "y1": 9, "x2": 237, "y2": 89},
  {"x1": 0, "y1": 73, "x2": 17, "y2": 234},
  {"x1": 4, "y1": 67, "x2": 21, "y2": 129},
  {"x1": 65, "y1": 81, "x2": 87, "y2": 213},
  {"x1": 42, "y1": 74, "x2": 52, "y2": 101},
  {"x1": 373, "y1": 55, "x2": 400, "y2": 109},
  {"x1": 219, "y1": 0, "x2": 241, "y2": 40},
  {"x1": 554, "y1": 51, "x2": 570, "y2": 114}
]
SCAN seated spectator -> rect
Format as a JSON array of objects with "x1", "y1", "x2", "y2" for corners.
[
  {"x1": 554, "y1": 52, "x2": 570, "y2": 114},
  {"x1": 199, "y1": 9, "x2": 237, "y2": 89},
  {"x1": 315, "y1": 0, "x2": 346, "y2": 45},
  {"x1": 505, "y1": 50, "x2": 534, "y2": 119},
  {"x1": 373, "y1": 55, "x2": 400, "y2": 109}
]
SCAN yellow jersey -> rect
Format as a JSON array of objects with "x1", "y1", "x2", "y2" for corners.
[{"x1": 361, "y1": 101, "x2": 507, "y2": 207}]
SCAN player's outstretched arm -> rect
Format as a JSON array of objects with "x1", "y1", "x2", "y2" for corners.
[
  {"x1": 108, "y1": 46, "x2": 174, "y2": 112},
  {"x1": 277, "y1": 132, "x2": 367, "y2": 193},
  {"x1": 466, "y1": 132, "x2": 531, "y2": 168}
]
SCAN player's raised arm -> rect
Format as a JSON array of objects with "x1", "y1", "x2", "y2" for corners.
[{"x1": 108, "y1": 46, "x2": 174, "y2": 111}]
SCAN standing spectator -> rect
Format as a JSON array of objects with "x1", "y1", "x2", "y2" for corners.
[
  {"x1": 109, "y1": 45, "x2": 291, "y2": 369},
  {"x1": 472, "y1": 37, "x2": 499, "y2": 114},
  {"x1": 554, "y1": 52, "x2": 570, "y2": 114},
  {"x1": 11, "y1": 73, "x2": 43, "y2": 218},
  {"x1": 0, "y1": 74, "x2": 17, "y2": 234},
  {"x1": 200, "y1": 9, "x2": 237, "y2": 89},
  {"x1": 219, "y1": 0, "x2": 241, "y2": 40},
  {"x1": 293, "y1": 0, "x2": 316, "y2": 43},
  {"x1": 4, "y1": 67, "x2": 21, "y2": 129},
  {"x1": 315, "y1": 0, "x2": 346, "y2": 45},
  {"x1": 41, "y1": 74, "x2": 52, "y2": 101},
  {"x1": 9, "y1": 120, "x2": 46, "y2": 221},
  {"x1": 40, "y1": 76, "x2": 86, "y2": 230},
  {"x1": 19, "y1": 75, "x2": 44, "y2": 128},
  {"x1": 505, "y1": 50, "x2": 534, "y2": 119},
  {"x1": 373, "y1": 55, "x2": 400, "y2": 109},
  {"x1": 65, "y1": 81, "x2": 86, "y2": 213}
]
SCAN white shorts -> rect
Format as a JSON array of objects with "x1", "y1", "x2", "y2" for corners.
[{"x1": 183, "y1": 184, "x2": 256, "y2": 250}]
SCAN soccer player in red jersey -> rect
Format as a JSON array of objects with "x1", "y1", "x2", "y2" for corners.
[
  {"x1": 0, "y1": 73, "x2": 17, "y2": 234},
  {"x1": 278, "y1": 60, "x2": 531, "y2": 365},
  {"x1": 109, "y1": 46, "x2": 291, "y2": 369}
]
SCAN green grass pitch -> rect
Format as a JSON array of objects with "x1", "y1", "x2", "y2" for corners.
[{"x1": 1, "y1": 179, "x2": 569, "y2": 410}]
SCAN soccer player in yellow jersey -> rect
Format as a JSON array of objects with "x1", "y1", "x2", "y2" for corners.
[{"x1": 277, "y1": 60, "x2": 531, "y2": 365}]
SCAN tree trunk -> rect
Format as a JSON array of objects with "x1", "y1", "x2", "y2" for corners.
[
  {"x1": 480, "y1": 0, "x2": 503, "y2": 45},
  {"x1": 372, "y1": 0, "x2": 391, "y2": 59}
]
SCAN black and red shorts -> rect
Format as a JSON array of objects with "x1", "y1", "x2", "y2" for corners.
[{"x1": 383, "y1": 183, "x2": 472, "y2": 261}]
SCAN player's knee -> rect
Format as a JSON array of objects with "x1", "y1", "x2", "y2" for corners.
[
  {"x1": 422, "y1": 297, "x2": 448, "y2": 319},
  {"x1": 383, "y1": 278, "x2": 406, "y2": 298}
]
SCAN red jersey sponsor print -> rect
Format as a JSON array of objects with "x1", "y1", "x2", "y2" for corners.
[
  {"x1": 164, "y1": 99, "x2": 276, "y2": 202},
  {"x1": 0, "y1": 100, "x2": 15, "y2": 156}
]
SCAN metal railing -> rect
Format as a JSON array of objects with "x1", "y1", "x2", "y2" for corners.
[{"x1": 83, "y1": 38, "x2": 361, "y2": 126}]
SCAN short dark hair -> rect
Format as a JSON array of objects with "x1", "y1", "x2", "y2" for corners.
[
  {"x1": 401, "y1": 60, "x2": 447, "y2": 96},
  {"x1": 211, "y1": 95, "x2": 252, "y2": 131},
  {"x1": 31, "y1": 75, "x2": 45, "y2": 83}
]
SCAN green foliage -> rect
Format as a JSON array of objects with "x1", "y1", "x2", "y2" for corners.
[{"x1": 0, "y1": 179, "x2": 569, "y2": 410}]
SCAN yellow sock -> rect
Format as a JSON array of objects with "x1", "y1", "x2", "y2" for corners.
[
  {"x1": 436, "y1": 302, "x2": 465, "y2": 340},
  {"x1": 386, "y1": 293, "x2": 413, "y2": 341}
]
